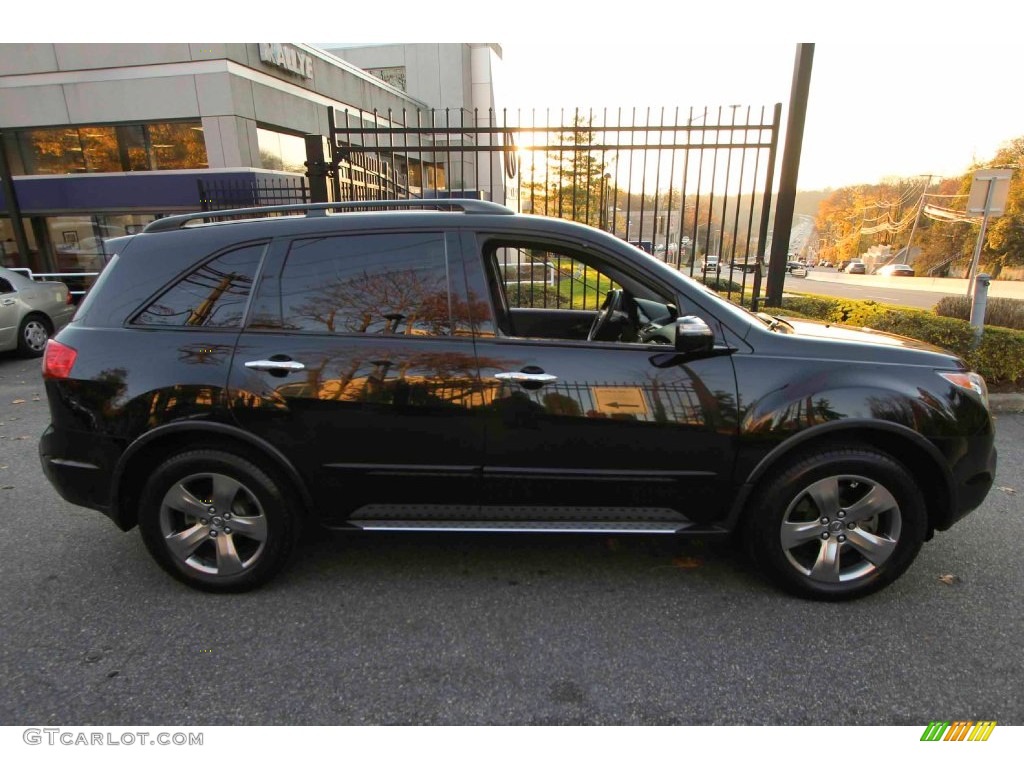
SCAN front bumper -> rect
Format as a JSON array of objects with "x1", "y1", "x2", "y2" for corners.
[{"x1": 947, "y1": 441, "x2": 997, "y2": 528}]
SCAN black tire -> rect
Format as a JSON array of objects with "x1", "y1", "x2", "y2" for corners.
[
  {"x1": 17, "y1": 314, "x2": 52, "y2": 358},
  {"x1": 138, "y1": 449, "x2": 301, "y2": 592},
  {"x1": 743, "y1": 446, "x2": 926, "y2": 601}
]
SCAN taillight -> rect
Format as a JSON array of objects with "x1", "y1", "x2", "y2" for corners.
[
  {"x1": 42, "y1": 339, "x2": 77, "y2": 379},
  {"x1": 66, "y1": 289, "x2": 74, "y2": 305}
]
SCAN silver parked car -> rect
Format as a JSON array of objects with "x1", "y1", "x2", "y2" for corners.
[{"x1": 0, "y1": 267, "x2": 75, "y2": 357}]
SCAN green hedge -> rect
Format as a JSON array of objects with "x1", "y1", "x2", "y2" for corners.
[
  {"x1": 935, "y1": 295, "x2": 1024, "y2": 331},
  {"x1": 767, "y1": 294, "x2": 1024, "y2": 386},
  {"x1": 698, "y1": 276, "x2": 744, "y2": 293}
]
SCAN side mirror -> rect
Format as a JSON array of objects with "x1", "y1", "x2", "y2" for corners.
[{"x1": 674, "y1": 315, "x2": 714, "y2": 355}]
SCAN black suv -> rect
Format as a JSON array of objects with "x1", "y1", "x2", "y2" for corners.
[{"x1": 39, "y1": 200, "x2": 996, "y2": 599}]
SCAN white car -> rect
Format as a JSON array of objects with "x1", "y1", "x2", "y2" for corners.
[
  {"x1": 876, "y1": 263, "x2": 915, "y2": 277},
  {"x1": 701, "y1": 255, "x2": 721, "y2": 275},
  {"x1": 0, "y1": 267, "x2": 75, "y2": 356}
]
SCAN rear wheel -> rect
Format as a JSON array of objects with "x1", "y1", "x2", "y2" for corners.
[
  {"x1": 17, "y1": 314, "x2": 52, "y2": 357},
  {"x1": 138, "y1": 450, "x2": 301, "y2": 592},
  {"x1": 744, "y1": 446, "x2": 926, "y2": 600}
]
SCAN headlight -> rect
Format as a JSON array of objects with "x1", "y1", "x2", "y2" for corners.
[{"x1": 939, "y1": 371, "x2": 989, "y2": 409}]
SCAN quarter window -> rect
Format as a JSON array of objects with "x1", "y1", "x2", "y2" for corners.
[
  {"x1": 134, "y1": 243, "x2": 265, "y2": 328},
  {"x1": 278, "y1": 233, "x2": 451, "y2": 336}
]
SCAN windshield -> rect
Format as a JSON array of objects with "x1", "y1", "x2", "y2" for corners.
[{"x1": 674, "y1": 270, "x2": 796, "y2": 334}]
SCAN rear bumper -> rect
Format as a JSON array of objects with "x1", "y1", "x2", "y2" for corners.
[{"x1": 39, "y1": 424, "x2": 126, "y2": 529}]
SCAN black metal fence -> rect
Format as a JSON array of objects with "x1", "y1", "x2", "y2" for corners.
[
  {"x1": 197, "y1": 176, "x2": 310, "y2": 211},
  {"x1": 318, "y1": 105, "x2": 782, "y2": 305}
]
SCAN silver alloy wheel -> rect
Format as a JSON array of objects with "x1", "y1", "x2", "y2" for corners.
[
  {"x1": 23, "y1": 319, "x2": 49, "y2": 352},
  {"x1": 158, "y1": 472, "x2": 268, "y2": 577},
  {"x1": 779, "y1": 473, "x2": 902, "y2": 583}
]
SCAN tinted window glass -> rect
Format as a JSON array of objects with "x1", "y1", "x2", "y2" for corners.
[
  {"x1": 134, "y1": 243, "x2": 265, "y2": 328},
  {"x1": 17, "y1": 122, "x2": 207, "y2": 174},
  {"x1": 279, "y1": 233, "x2": 450, "y2": 336},
  {"x1": 493, "y1": 245, "x2": 620, "y2": 311}
]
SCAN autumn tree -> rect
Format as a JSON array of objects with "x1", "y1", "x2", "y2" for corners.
[
  {"x1": 522, "y1": 115, "x2": 610, "y2": 229},
  {"x1": 980, "y1": 136, "x2": 1024, "y2": 273},
  {"x1": 815, "y1": 136, "x2": 1024, "y2": 276}
]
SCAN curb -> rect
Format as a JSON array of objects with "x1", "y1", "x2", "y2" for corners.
[{"x1": 989, "y1": 394, "x2": 1024, "y2": 413}]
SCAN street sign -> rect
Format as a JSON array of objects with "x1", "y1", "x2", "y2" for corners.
[
  {"x1": 967, "y1": 169, "x2": 1013, "y2": 216},
  {"x1": 965, "y1": 168, "x2": 1014, "y2": 297}
]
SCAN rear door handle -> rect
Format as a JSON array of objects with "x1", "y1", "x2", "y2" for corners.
[
  {"x1": 245, "y1": 359, "x2": 306, "y2": 373},
  {"x1": 494, "y1": 371, "x2": 558, "y2": 384}
]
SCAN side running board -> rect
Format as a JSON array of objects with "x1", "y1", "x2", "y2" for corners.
[{"x1": 348, "y1": 520, "x2": 686, "y2": 534}]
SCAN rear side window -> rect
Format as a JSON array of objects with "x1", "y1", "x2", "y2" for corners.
[
  {"x1": 134, "y1": 243, "x2": 265, "y2": 328},
  {"x1": 277, "y1": 233, "x2": 450, "y2": 335}
]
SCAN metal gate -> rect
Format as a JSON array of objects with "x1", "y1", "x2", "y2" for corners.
[{"x1": 313, "y1": 104, "x2": 782, "y2": 306}]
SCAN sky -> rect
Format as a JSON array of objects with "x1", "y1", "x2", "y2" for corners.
[
  {"x1": 496, "y1": 40, "x2": 1022, "y2": 191},
  {"x1": 8, "y1": 1, "x2": 1021, "y2": 193}
]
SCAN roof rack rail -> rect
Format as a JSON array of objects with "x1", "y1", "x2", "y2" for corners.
[{"x1": 143, "y1": 199, "x2": 514, "y2": 233}]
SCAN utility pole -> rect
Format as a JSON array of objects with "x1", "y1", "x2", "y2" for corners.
[{"x1": 901, "y1": 174, "x2": 932, "y2": 265}]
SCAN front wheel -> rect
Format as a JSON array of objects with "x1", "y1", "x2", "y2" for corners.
[
  {"x1": 744, "y1": 446, "x2": 927, "y2": 600},
  {"x1": 138, "y1": 450, "x2": 301, "y2": 592}
]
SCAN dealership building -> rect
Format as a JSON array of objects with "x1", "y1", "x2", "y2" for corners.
[{"x1": 0, "y1": 43, "x2": 503, "y2": 276}]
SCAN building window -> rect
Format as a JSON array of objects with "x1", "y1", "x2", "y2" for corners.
[
  {"x1": 256, "y1": 127, "x2": 307, "y2": 174},
  {"x1": 18, "y1": 128, "x2": 86, "y2": 174},
  {"x1": 408, "y1": 161, "x2": 447, "y2": 192},
  {"x1": 365, "y1": 66, "x2": 406, "y2": 91},
  {"x1": 79, "y1": 126, "x2": 121, "y2": 172},
  {"x1": 147, "y1": 123, "x2": 208, "y2": 170},
  {"x1": 16, "y1": 121, "x2": 208, "y2": 174}
]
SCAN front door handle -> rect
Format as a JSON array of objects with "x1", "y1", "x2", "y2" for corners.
[
  {"x1": 245, "y1": 359, "x2": 306, "y2": 373},
  {"x1": 1, "y1": 299, "x2": 15, "y2": 306},
  {"x1": 494, "y1": 371, "x2": 558, "y2": 385}
]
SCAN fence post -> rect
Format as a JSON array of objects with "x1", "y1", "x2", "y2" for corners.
[
  {"x1": 304, "y1": 134, "x2": 333, "y2": 204},
  {"x1": 970, "y1": 273, "x2": 990, "y2": 347},
  {"x1": 766, "y1": 44, "x2": 814, "y2": 307}
]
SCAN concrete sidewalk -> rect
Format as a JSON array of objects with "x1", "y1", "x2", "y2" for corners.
[
  {"x1": 990, "y1": 393, "x2": 1024, "y2": 413},
  {"x1": 805, "y1": 271, "x2": 1024, "y2": 299}
]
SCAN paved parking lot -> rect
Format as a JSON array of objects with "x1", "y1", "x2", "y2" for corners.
[{"x1": 1, "y1": 351, "x2": 1021, "y2": 725}]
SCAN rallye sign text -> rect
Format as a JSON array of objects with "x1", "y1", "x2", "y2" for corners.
[{"x1": 259, "y1": 44, "x2": 313, "y2": 80}]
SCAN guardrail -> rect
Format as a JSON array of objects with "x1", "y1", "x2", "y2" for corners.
[{"x1": 8, "y1": 268, "x2": 99, "y2": 298}]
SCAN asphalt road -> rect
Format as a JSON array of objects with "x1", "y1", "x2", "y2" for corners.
[
  {"x1": 785, "y1": 270, "x2": 959, "y2": 309},
  {"x1": 1, "y1": 351, "x2": 1021, "y2": 725}
]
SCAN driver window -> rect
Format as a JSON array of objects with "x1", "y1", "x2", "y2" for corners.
[
  {"x1": 494, "y1": 246, "x2": 619, "y2": 311},
  {"x1": 483, "y1": 241, "x2": 678, "y2": 346}
]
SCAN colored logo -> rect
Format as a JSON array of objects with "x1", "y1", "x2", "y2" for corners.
[{"x1": 920, "y1": 721, "x2": 996, "y2": 741}]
